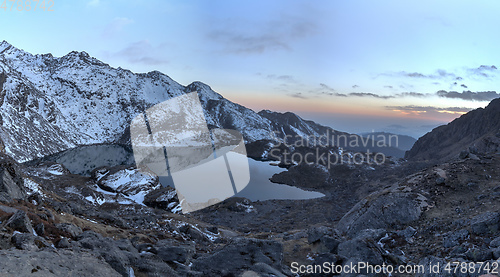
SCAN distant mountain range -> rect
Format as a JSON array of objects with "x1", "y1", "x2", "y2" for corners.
[
  {"x1": 406, "y1": 98, "x2": 500, "y2": 161},
  {"x1": 360, "y1": 132, "x2": 416, "y2": 151},
  {"x1": 0, "y1": 41, "x2": 410, "y2": 162}
]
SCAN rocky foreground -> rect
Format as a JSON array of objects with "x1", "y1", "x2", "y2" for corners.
[{"x1": 0, "y1": 142, "x2": 499, "y2": 276}]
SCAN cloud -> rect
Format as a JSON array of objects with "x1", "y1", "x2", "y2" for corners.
[
  {"x1": 380, "y1": 69, "x2": 461, "y2": 81},
  {"x1": 101, "y1": 17, "x2": 134, "y2": 38},
  {"x1": 113, "y1": 40, "x2": 169, "y2": 66},
  {"x1": 386, "y1": 105, "x2": 472, "y2": 116},
  {"x1": 437, "y1": 90, "x2": 500, "y2": 101},
  {"x1": 319, "y1": 83, "x2": 335, "y2": 91},
  {"x1": 396, "y1": 92, "x2": 428, "y2": 97},
  {"x1": 349, "y1": 92, "x2": 394, "y2": 99},
  {"x1": 384, "y1": 85, "x2": 393, "y2": 89},
  {"x1": 267, "y1": 74, "x2": 297, "y2": 83},
  {"x1": 466, "y1": 65, "x2": 498, "y2": 78},
  {"x1": 208, "y1": 15, "x2": 317, "y2": 54},
  {"x1": 289, "y1": 92, "x2": 308, "y2": 99},
  {"x1": 386, "y1": 124, "x2": 407, "y2": 130},
  {"x1": 307, "y1": 82, "x2": 429, "y2": 99},
  {"x1": 402, "y1": 70, "x2": 456, "y2": 79}
]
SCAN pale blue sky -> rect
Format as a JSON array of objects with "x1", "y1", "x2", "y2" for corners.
[{"x1": 1, "y1": 0, "x2": 499, "y2": 137}]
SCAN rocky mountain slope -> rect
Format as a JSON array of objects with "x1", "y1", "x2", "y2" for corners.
[{"x1": 406, "y1": 98, "x2": 500, "y2": 162}]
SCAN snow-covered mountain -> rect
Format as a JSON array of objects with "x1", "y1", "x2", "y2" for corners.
[
  {"x1": 0, "y1": 41, "x2": 404, "y2": 163},
  {"x1": 0, "y1": 41, "x2": 278, "y2": 161},
  {"x1": 1, "y1": 41, "x2": 344, "y2": 162}
]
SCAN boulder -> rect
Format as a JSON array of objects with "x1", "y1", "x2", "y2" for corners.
[
  {"x1": 143, "y1": 186, "x2": 179, "y2": 210},
  {"x1": 11, "y1": 233, "x2": 51, "y2": 250},
  {"x1": 95, "y1": 166, "x2": 159, "y2": 194},
  {"x1": 443, "y1": 229, "x2": 469, "y2": 248},
  {"x1": 4, "y1": 210, "x2": 33, "y2": 234},
  {"x1": 0, "y1": 165, "x2": 26, "y2": 202},
  {"x1": 55, "y1": 223, "x2": 82, "y2": 238},
  {"x1": 307, "y1": 225, "x2": 334, "y2": 244},
  {"x1": 336, "y1": 186, "x2": 429, "y2": 238}
]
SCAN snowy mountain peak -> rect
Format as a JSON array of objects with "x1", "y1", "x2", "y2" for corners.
[
  {"x1": 0, "y1": 44, "x2": 282, "y2": 162},
  {"x1": 0, "y1": 40, "x2": 13, "y2": 52}
]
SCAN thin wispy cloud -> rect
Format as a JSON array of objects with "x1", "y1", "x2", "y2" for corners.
[
  {"x1": 267, "y1": 74, "x2": 298, "y2": 83},
  {"x1": 397, "y1": 92, "x2": 428, "y2": 97},
  {"x1": 381, "y1": 69, "x2": 459, "y2": 80},
  {"x1": 112, "y1": 40, "x2": 169, "y2": 66},
  {"x1": 386, "y1": 105, "x2": 471, "y2": 116},
  {"x1": 350, "y1": 92, "x2": 394, "y2": 99},
  {"x1": 319, "y1": 83, "x2": 335, "y2": 92},
  {"x1": 289, "y1": 92, "x2": 308, "y2": 99},
  {"x1": 465, "y1": 65, "x2": 498, "y2": 79}
]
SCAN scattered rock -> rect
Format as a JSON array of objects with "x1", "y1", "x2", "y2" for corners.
[
  {"x1": 492, "y1": 247, "x2": 500, "y2": 259},
  {"x1": 307, "y1": 226, "x2": 334, "y2": 244},
  {"x1": 11, "y1": 233, "x2": 51, "y2": 250},
  {"x1": 250, "y1": 262, "x2": 287, "y2": 277},
  {"x1": 0, "y1": 249, "x2": 122, "y2": 276},
  {"x1": 435, "y1": 177, "x2": 446, "y2": 185},
  {"x1": 34, "y1": 223, "x2": 45, "y2": 236},
  {"x1": 191, "y1": 238, "x2": 283, "y2": 276},
  {"x1": 355, "y1": 229, "x2": 387, "y2": 241},
  {"x1": 459, "y1": 150, "x2": 470, "y2": 159},
  {"x1": 337, "y1": 238, "x2": 384, "y2": 265},
  {"x1": 465, "y1": 248, "x2": 493, "y2": 262},
  {"x1": 155, "y1": 240, "x2": 195, "y2": 264},
  {"x1": 416, "y1": 256, "x2": 446, "y2": 277},
  {"x1": 470, "y1": 212, "x2": 500, "y2": 235},
  {"x1": 443, "y1": 229, "x2": 469, "y2": 248},
  {"x1": 490, "y1": 237, "x2": 500, "y2": 248}
]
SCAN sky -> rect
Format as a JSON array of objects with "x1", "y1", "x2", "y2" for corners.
[{"x1": 1, "y1": 0, "x2": 499, "y2": 138}]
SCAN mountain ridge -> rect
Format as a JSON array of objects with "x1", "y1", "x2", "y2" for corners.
[{"x1": 406, "y1": 97, "x2": 500, "y2": 161}]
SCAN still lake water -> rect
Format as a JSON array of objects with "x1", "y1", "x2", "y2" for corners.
[{"x1": 35, "y1": 144, "x2": 324, "y2": 201}]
